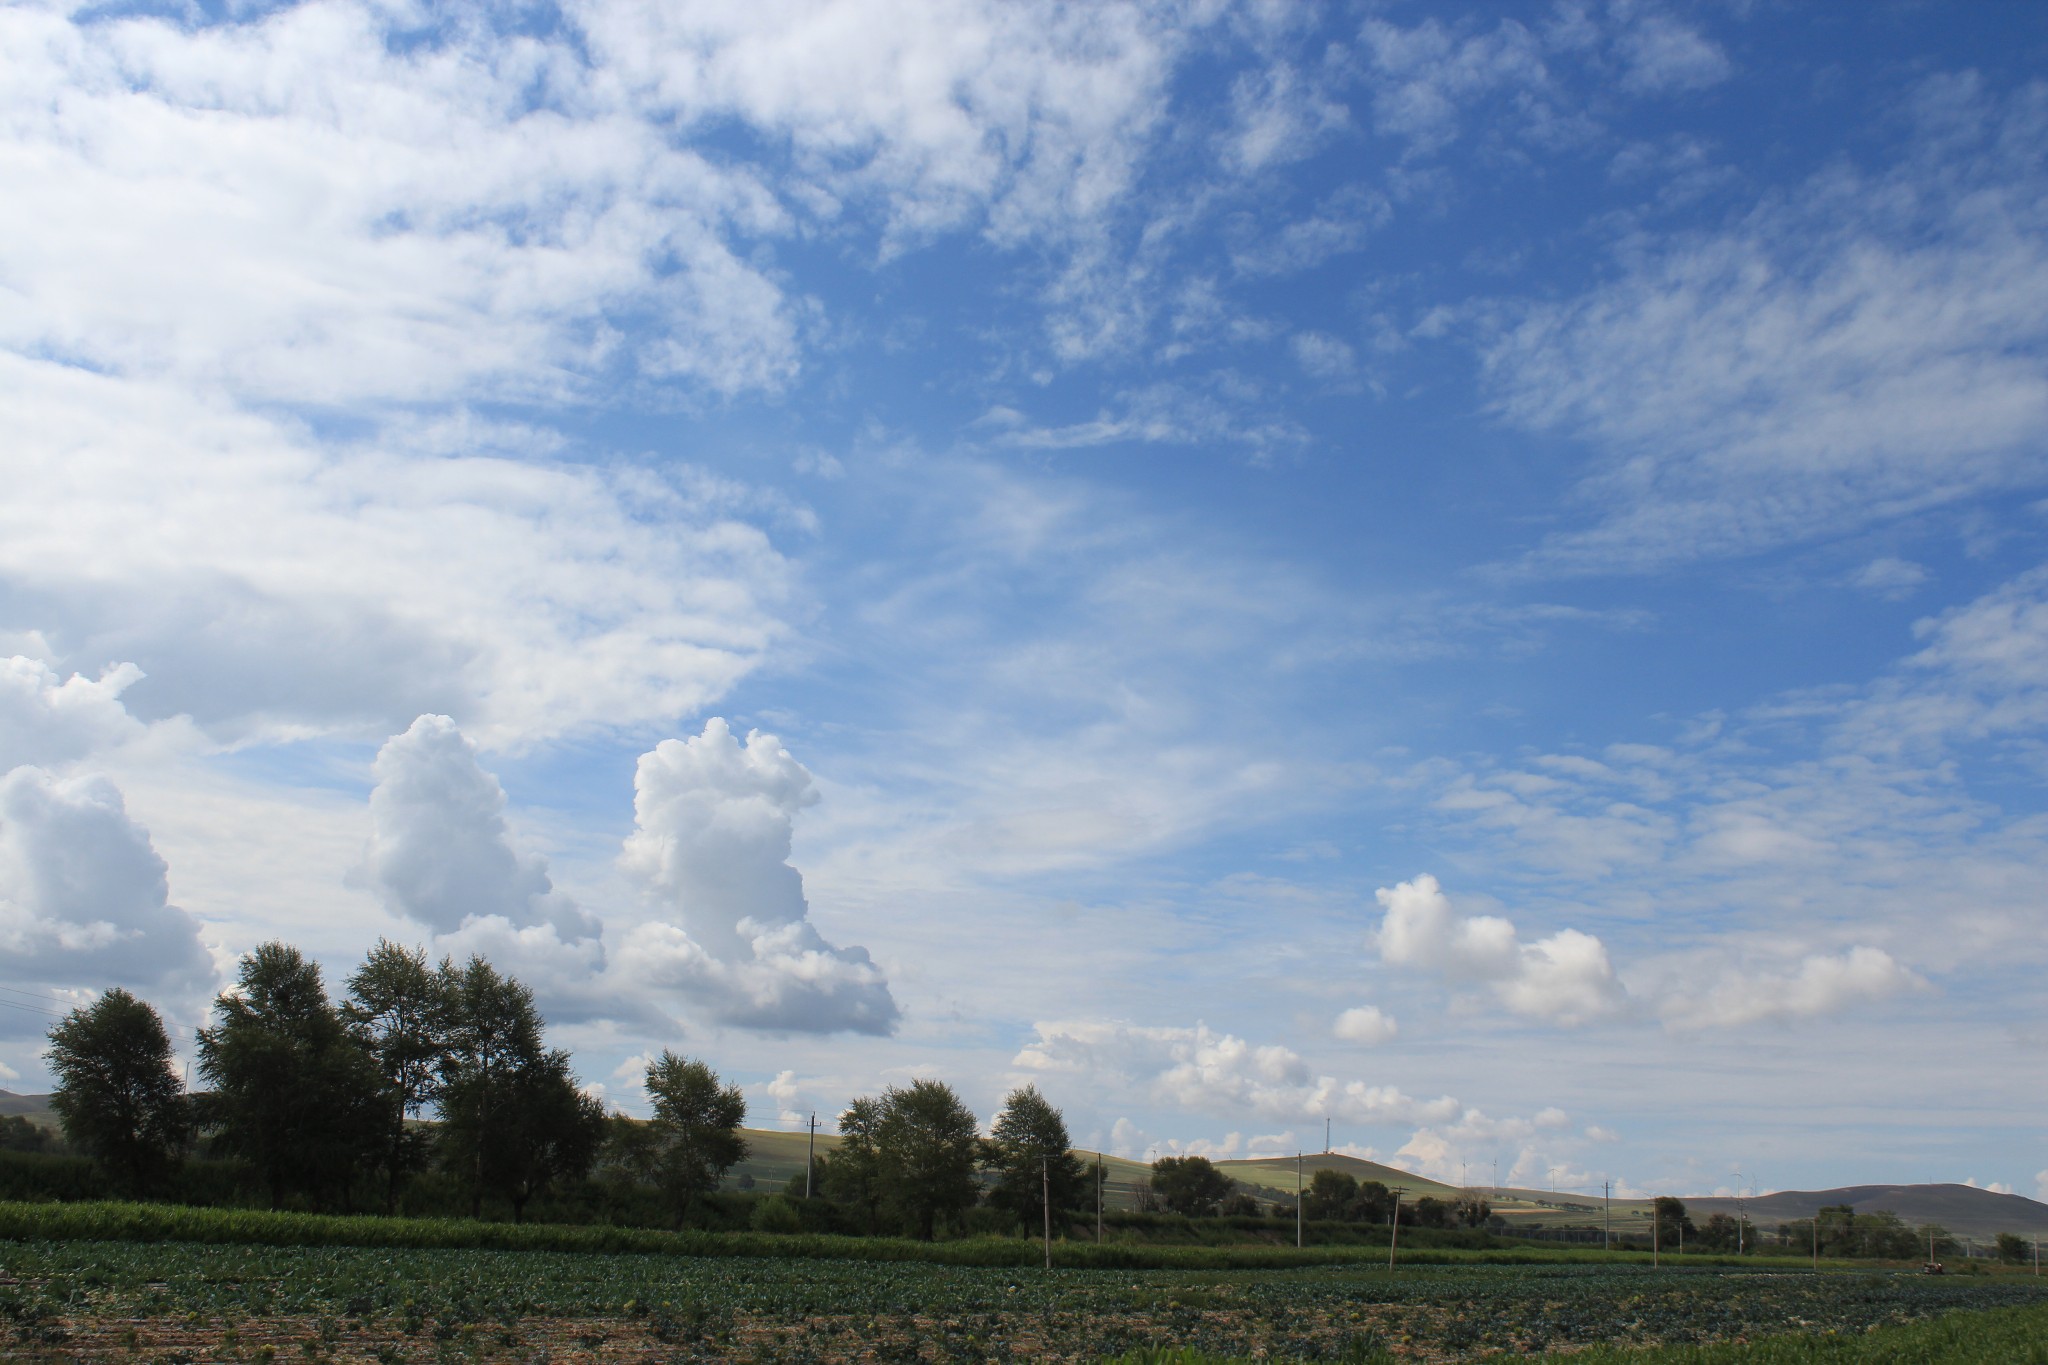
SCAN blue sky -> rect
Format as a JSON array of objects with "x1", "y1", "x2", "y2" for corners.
[{"x1": 3, "y1": 0, "x2": 2046, "y2": 1204}]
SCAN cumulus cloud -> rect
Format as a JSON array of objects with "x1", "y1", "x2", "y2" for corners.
[
  {"x1": 1332, "y1": 1005, "x2": 1397, "y2": 1045},
  {"x1": 0, "y1": 766, "x2": 212, "y2": 1006},
  {"x1": 1013, "y1": 1019, "x2": 1460, "y2": 1128},
  {"x1": 1375, "y1": 874, "x2": 1625, "y2": 1025},
  {"x1": 0, "y1": 658, "x2": 146, "y2": 770},
  {"x1": 1659, "y1": 947, "x2": 1924, "y2": 1031},
  {"x1": 617, "y1": 719, "x2": 897, "y2": 1035},
  {"x1": 363, "y1": 716, "x2": 598, "y2": 942}
]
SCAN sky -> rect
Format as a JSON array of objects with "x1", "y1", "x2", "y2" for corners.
[{"x1": 3, "y1": 0, "x2": 2046, "y2": 1206}]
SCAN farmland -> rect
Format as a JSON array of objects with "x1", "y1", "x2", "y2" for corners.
[{"x1": 4, "y1": 1236, "x2": 2046, "y2": 1362}]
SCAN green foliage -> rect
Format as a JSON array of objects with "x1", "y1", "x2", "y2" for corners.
[
  {"x1": 195, "y1": 942, "x2": 385, "y2": 1211},
  {"x1": 435, "y1": 956, "x2": 604, "y2": 1222},
  {"x1": 1150, "y1": 1155, "x2": 1233, "y2": 1218},
  {"x1": 1998, "y1": 1232, "x2": 2032, "y2": 1264},
  {"x1": 748, "y1": 1194, "x2": 802, "y2": 1234},
  {"x1": 342, "y1": 939, "x2": 450, "y2": 1214},
  {"x1": 820, "y1": 1097, "x2": 884, "y2": 1232},
  {"x1": 0, "y1": 1115, "x2": 52, "y2": 1155},
  {"x1": 1654, "y1": 1196, "x2": 1695, "y2": 1248},
  {"x1": 984, "y1": 1085, "x2": 1086, "y2": 1230},
  {"x1": 1544, "y1": 1301, "x2": 2048, "y2": 1363},
  {"x1": 1694, "y1": 1211, "x2": 1758, "y2": 1254},
  {"x1": 643, "y1": 1051, "x2": 747, "y2": 1229},
  {"x1": 1301, "y1": 1168, "x2": 1356, "y2": 1221},
  {"x1": 44, "y1": 988, "x2": 189, "y2": 1197},
  {"x1": 2, "y1": 1226, "x2": 2044, "y2": 1363},
  {"x1": 872, "y1": 1080, "x2": 979, "y2": 1240},
  {"x1": 1451, "y1": 1194, "x2": 1492, "y2": 1228}
]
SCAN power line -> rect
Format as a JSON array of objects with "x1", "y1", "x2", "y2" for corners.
[
  {"x1": 0, "y1": 997, "x2": 66, "y2": 1020},
  {"x1": 0, "y1": 983, "x2": 77, "y2": 1008}
]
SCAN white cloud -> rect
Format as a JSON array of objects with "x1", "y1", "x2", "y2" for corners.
[
  {"x1": 2036, "y1": 1169, "x2": 2048, "y2": 1203},
  {"x1": 1848, "y1": 557, "x2": 1930, "y2": 599},
  {"x1": 1013, "y1": 1019, "x2": 1461, "y2": 1128},
  {"x1": 1291, "y1": 330, "x2": 1357, "y2": 380},
  {"x1": 1, "y1": 1, "x2": 800, "y2": 406},
  {"x1": 362, "y1": 715, "x2": 598, "y2": 941},
  {"x1": 618, "y1": 719, "x2": 898, "y2": 1034},
  {"x1": 573, "y1": 0, "x2": 1193, "y2": 255},
  {"x1": 1, "y1": 362, "x2": 791, "y2": 748},
  {"x1": 1659, "y1": 947, "x2": 1924, "y2": 1031},
  {"x1": 1358, "y1": 16, "x2": 1550, "y2": 159},
  {"x1": 0, "y1": 766, "x2": 212, "y2": 1005},
  {"x1": 1375, "y1": 874, "x2": 1625, "y2": 1025},
  {"x1": 0, "y1": 658, "x2": 147, "y2": 770},
  {"x1": 1224, "y1": 60, "x2": 1349, "y2": 174},
  {"x1": 1332, "y1": 1005, "x2": 1397, "y2": 1045},
  {"x1": 1615, "y1": 13, "x2": 1730, "y2": 95},
  {"x1": 1486, "y1": 75, "x2": 2048, "y2": 571}
]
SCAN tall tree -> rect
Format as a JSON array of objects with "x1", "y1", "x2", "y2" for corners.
[
  {"x1": 821, "y1": 1095, "x2": 886, "y2": 1233},
  {"x1": 1652, "y1": 1195, "x2": 1693, "y2": 1248},
  {"x1": 342, "y1": 940, "x2": 451, "y2": 1213},
  {"x1": 436, "y1": 955, "x2": 541, "y2": 1218},
  {"x1": 983, "y1": 1085, "x2": 1085, "y2": 1231},
  {"x1": 642, "y1": 1051, "x2": 748, "y2": 1229},
  {"x1": 436, "y1": 956, "x2": 603, "y2": 1220},
  {"x1": 874, "y1": 1079, "x2": 979, "y2": 1240},
  {"x1": 1149, "y1": 1154, "x2": 1233, "y2": 1217},
  {"x1": 196, "y1": 943, "x2": 385, "y2": 1210},
  {"x1": 45, "y1": 988, "x2": 188, "y2": 1196},
  {"x1": 490, "y1": 1047, "x2": 606, "y2": 1223},
  {"x1": 1301, "y1": 1167, "x2": 1358, "y2": 1221}
]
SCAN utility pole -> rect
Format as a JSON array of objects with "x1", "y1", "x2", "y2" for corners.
[
  {"x1": 1603, "y1": 1180, "x2": 1610, "y2": 1251},
  {"x1": 1652, "y1": 1199, "x2": 1659, "y2": 1268},
  {"x1": 1325, "y1": 1116, "x2": 1331, "y2": 1153},
  {"x1": 1042, "y1": 1157, "x2": 1052, "y2": 1270},
  {"x1": 1812, "y1": 1209, "x2": 1819, "y2": 1270},
  {"x1": 1286, "y1": 1154, "x2": 1302, "y2": 1252},
  {"x1": 1095, "y1": 1154, "x2": 1103, "y2": 1244},
  {"x1": 1388, "y1": 1191, "x2": 1401, "y2": 1270},
  {"x1": 805, "y1": 1112, "x2": 817, "y2": 1199}
]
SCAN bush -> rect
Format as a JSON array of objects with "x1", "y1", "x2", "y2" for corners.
[{"x1": 749, "y1": 1196, "x2": 801, "y2": 1234}]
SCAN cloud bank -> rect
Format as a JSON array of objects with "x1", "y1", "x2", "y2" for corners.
[{"x1": 618, "y1": 719, "x2": 897, "y2": 1035}]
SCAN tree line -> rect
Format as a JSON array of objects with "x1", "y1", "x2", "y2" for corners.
[{"x1": 36, "y1": 939, "x2": 1111, "y2": 1239}]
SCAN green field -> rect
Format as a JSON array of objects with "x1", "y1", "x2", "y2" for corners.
[{"x1": 4, "y1": 1232, "x2": 2045, "y2": 1362}]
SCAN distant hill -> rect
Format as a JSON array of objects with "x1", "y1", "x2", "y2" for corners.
[
  {"x1": 1683, "y1": 1183, "x2": 2048, "y2": 1245},
  {"x1": 0, "y1": 1091, "x2": 58, "y2": 1129},
  {"x1": 1215, "y1": 1153, "x2": 1461, "y2": 1202}
]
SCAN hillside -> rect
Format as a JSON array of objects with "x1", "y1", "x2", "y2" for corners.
[
  {"x1": 0, "y1": 1090, "x2": 57, "y2": 1129},
  {"x1": 1682, "y1": 1183, "x2": 2048, "y2": 1245},
  {"x1": 1215, "y1": 1153, "x2": 1461, "y2": 1203}
]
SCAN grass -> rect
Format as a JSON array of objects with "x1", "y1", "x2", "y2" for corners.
[{"x1": 0, "y1": 1198, "x2": 1809, "y2": 1271}]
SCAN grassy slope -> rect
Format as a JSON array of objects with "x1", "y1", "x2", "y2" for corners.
[{"x1": 1214, "y1": 1153, "x2": 1461, "y2": 1202}]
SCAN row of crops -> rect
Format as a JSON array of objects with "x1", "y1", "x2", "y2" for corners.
[{"x1": 4, "y1": 1236, "x2": 2046, "y2": 1361}]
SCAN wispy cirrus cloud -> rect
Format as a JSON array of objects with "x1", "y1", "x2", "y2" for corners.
[{"x1": 1484, "y1": 75, "x2": 2048, "y2": 573}]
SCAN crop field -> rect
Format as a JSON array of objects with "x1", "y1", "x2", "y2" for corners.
[{"x1": 4, "y1": 1238, "x2": 2046, "y2": 1363}]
